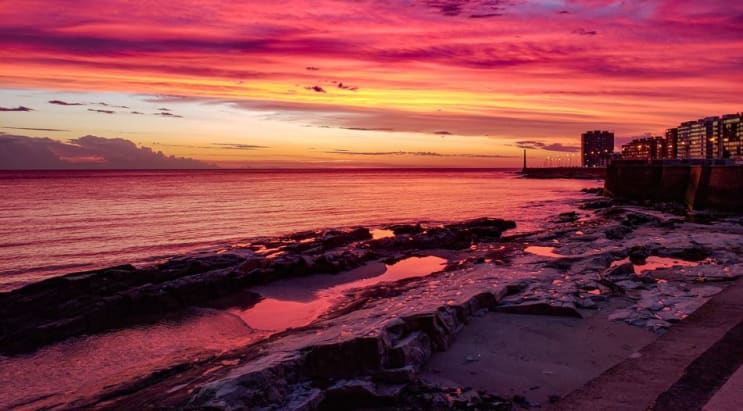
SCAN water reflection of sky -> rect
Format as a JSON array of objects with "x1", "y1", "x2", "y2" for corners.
[{"x1": 233, "y1": 256, "x2": 447, "y2": 331}]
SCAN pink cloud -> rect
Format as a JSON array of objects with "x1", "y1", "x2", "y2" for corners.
[{"x1": 0, "y1": 0, "x2": 740, "y2": 143}]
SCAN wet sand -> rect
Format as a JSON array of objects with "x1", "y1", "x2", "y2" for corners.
[{"x1": 423, "y1": 299, "x2": 656, "y2": 406}]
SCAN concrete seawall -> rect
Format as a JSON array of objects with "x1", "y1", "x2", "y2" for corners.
[{"x1": 605, "y1": 160, "x2": 743, "y2": 211}]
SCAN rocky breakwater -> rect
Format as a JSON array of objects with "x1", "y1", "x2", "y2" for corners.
[{"x1": 0, "y1": 217, "x2": 516, "y2": 356}]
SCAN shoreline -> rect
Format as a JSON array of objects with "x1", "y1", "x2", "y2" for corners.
[{"x1": 1, "y1": 192, "x2": 742, "y2": 410}]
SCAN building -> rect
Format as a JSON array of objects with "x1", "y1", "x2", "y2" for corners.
[
  {"x1": 664, "y1": 128, "x2": 678, "y2": 159},
  {"x1": 581, "y1": 130, "x2": 614, "y2": 167},
  {"x1": 621, "y1": 136, "x2": 666, "y2": 160},
  {"x1": 721, "y1": 113, "x2": 742, "y2": 160},
  {"x1": 671, "y1": 113, "x2": 741, "y2": 161},
  {"x1": 677, "y1": 121, "x2": 693, "y2": 159}
]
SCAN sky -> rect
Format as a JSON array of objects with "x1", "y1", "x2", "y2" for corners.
[{"x1": 0, "y1": 0, "x2": 741, "y2": 168}]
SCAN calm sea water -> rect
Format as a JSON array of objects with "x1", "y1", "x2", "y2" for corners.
[{"x1": 0, "y1": 169, "x2": 595, "y2": 291}]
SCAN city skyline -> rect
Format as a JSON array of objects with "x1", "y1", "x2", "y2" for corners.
[{"x1": 1, "y1": 1, "x2": 742, "y2": 168}]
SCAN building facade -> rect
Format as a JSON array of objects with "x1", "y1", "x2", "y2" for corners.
[
  {"x1": 721, "y1": 114, "x2": 742, "y2": 160},
  {"x1": 664, "y1": 128, "x2": 678, "y2": 159},
  {"x1": 581, "y1": 130, "x2": 614, "y2": 167},
  {"x1": 621, "y1": 136, "x2": 666, "y2": 160},
  {"x1": 670, "y1": 113, "x2": 741, "y2": 161}
]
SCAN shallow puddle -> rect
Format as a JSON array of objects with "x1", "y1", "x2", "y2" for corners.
[
  {"x1": 611, "y1": 256, "x2": 700, "y2": 273},
  {"x1": 524, "y1": 246, "x2": 564, "y2": 258},
  {"x1": 233, "y1": 256, "x2": 447, "y2": 331},
  {"x1": 370, "y1": 229, "x2": 395, "y2": 240}
]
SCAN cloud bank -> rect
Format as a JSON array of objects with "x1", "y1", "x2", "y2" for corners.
[{"x1": 0, "y1": 134, "x2": 216, "y2": 169}]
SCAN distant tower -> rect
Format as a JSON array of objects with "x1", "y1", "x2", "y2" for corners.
[{"x1": 581, "y1": 130, "x2": 614, "y2": 167}]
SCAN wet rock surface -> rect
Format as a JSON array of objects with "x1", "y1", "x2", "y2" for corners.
[{"x1": 3, "y1": 193, "x2": 743, "y2": 410}]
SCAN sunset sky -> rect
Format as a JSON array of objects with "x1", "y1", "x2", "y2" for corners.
[{"x1": 0, "y1": 0, "x2": 741, "y2": 168}]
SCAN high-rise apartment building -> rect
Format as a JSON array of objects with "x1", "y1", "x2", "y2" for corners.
[
  {"x1": 721, "y1": 114, "x2": 742, "y2": 160},
  {"x1": 581, "y1": 130, "x2": 614, "y2": 167},
  {"x1": 664, "y1": 128, "x2": 678, "y2": 159},
  {"x1": 671, "y1": 114, "x2": 743, "y2": 161},
  {"x1": 621, "y1": 136, "x2": 666, "y2": 160}
]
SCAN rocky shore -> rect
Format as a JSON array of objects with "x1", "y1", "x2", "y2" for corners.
[{"x1": 1, "y1": 190, "x2": 742, "y2": 410}]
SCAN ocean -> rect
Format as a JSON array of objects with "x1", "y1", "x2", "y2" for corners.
[{"x1": 0, "y1": 169, "x2": 595, "y2": 291}]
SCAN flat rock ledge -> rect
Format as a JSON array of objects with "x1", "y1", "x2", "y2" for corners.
[{"x1": 188, "y1": 289, "x2": 509, "y2": 410}]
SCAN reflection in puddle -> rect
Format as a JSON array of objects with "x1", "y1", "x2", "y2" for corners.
[
  {"x1": 611, "y1": 256, "x2": 700, "y2": 273},
  {"x1": 234, "y1": 256, "x2": 447, "y2": 331},
  {"x1": 0, "y1": 256, "x2": 446, "y2": 409},
  {"x1": 524, "y1": 246, "x2": 563, "y2": 258},
  {"x1": 370, "y1": 229, "x2": 395, "y2": 240}
]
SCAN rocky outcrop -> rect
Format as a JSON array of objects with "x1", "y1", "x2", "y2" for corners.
[
  {"x1": 186, "y1": 290, "x2": 507, "y2": 410},
  {"x1": 370, "y1": 218, "x2": 516, "y2": 251},
  {"x1": 0, "y1": 219, "x2": 516, "y2": 355}
]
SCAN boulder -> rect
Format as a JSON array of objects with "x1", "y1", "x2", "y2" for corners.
[
  {"x1": 628, "y1": 246, "x2": 651, "y2": 265},
  {"x1": 555, "y1": 211, "x2": 580, "y2": 223},
  {"x1": 319, "y1": 227, "x2": 372, "y2": 250},
  {"x1": 387, "y1": 224, "x2": 424, "y2": 235}
]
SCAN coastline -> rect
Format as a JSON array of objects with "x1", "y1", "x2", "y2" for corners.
[{"x1": 1, "y1": 191, "x2": 742, "y2": 410}]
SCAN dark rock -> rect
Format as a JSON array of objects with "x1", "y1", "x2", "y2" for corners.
[
  {"x1": 622, "y1": 213, "x2": 661, "y2": 227},
  {"x1": 580, "y1": 199, "x2": 613, "y2": 209},
  {"x1": 628, "y1": 246, "x2": 651, "y2": 265},
  {"x1": 544, "y1": 257, "x2": 582, "y2": 271},
  {"x1": 320, "y1": 227, "x2": 371, "y2": 250},
  {"x1": 664, "y1": 245, "x2": 710, "y2": 262},
  {"x1": 605, "y1": 262, "x2": 635, "y2": 280},
  {"x1": 555, "y1": 211, "x2": 580, "y2": 223},
  {"x1": 605, "y1": 225, "x2": 632, "y2": 240},
  {"x1": 506, "y1": 281, "x2": 531, "y2": 295},
  {"x1": 387, "y1": 224, "x2": 424, "y2": 235},
  {"x1": 495, "y1": 301, "x2": 582, "y2": 318},
  {"x1": 601, "y1": 207, "x2": 627, "y2": 217},
  {"x1": 387, "y1": 331, "x2": 432, "y2": 370},
  {"x1": 446, "y1": 218, "x2": 517, "y2": 241},
  {"x1": 413, "y1": 227, "x2": 471, "y2": 250},
  {"x1": 157, "y1": 253, "x2": 246, "y2": 274},
  {"x1": 575, "y1": 297, "x2": 598, "y2": 309},
  {"x1": 581, "y1": 187, "x2": 604, "y2": 195},
  {"x1": 305, "y1": 337, "x2": 384, "y2": 379}
]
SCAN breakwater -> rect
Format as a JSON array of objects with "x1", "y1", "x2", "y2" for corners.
[
  {"x1": 521, "y1": 167, "x2": 606, "y2": 179},
  {"x1": 605, "y1": 160, "x2": 743, "y2": 211}
]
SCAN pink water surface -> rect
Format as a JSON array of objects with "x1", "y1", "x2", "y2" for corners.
[{"x1": 0, "y1": 169, "x2": 595, "y2": 290}]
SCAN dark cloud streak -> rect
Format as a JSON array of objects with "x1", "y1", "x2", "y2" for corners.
[
  {"x1": 211, "y1": 143, "x2": 270, "y2": 150},
  {"x1": 0, "y1": 106, "x2": 33, "y2": 112},
  {"x1": 326, "y1": 149, "x2": 514, "y2": 158},
  {"x1": 48, "y1": 100, "x2": 84, "y2": 106},
  {"x1": 87, "y1": 108, "x2": 115, "y2": 114},
  {"x1": 4, "y1": 127, "x2": 69, "y2": 132}
]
